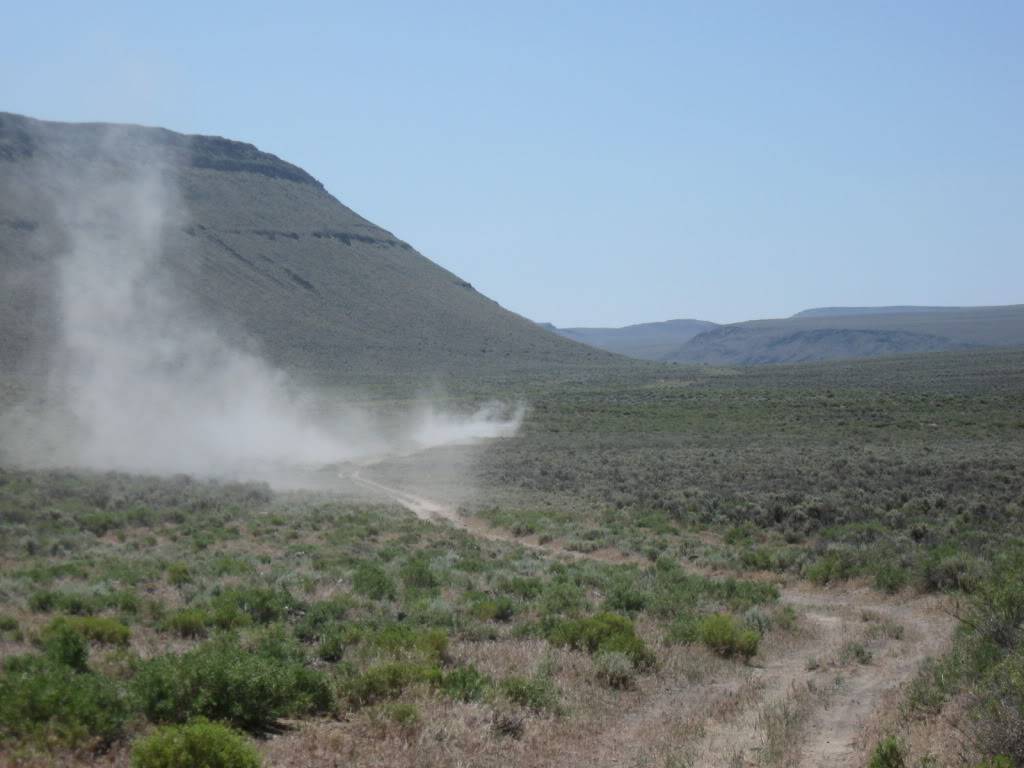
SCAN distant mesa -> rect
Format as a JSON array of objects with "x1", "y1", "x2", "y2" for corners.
[{"x1": 0, "y1": 112, "x2": 624, "y2": 381}]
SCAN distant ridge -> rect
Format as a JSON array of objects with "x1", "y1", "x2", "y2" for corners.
[{"x1": 665, "y1": 305, "x2": 1024, "y2": 365}]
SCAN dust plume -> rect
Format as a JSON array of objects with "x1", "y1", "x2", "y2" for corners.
[{"x1": 0, "y1": 131, "x2": 523, "y2": 481}]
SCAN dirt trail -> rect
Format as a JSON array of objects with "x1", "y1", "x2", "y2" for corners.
[{"x1": 346, "y1": 468, "x2": 956, "y2": 767}]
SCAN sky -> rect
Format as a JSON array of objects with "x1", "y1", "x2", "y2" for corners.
[{"x1": 3, "y1": 1, "x2": 1022, "y2": 326}]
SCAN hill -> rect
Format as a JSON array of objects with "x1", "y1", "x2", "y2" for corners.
[
  {"x1": 665, "y1": 305, "x2": 1024, "y2": 365},
  {"x1": 0, "y1": 112, "x2": 620, "y2": 383},
  {"x1": 546, "y1": 319, "x2": 718, "y2": 360}
]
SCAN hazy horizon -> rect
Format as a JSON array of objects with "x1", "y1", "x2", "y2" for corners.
[{"x1": 4, "y1": 2, "x2": 1022, "y2": 327}]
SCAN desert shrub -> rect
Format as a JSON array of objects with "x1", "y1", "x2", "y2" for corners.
[
  {"x1": 804, "y1": 553, "x2": 855, "y2": 586},
  {"x1": 44, "y1": 616, "x2": 131, "y2": 647},
  {"x1": 399, "y1": 555, "x2": 438, "y2": 591},
  {"x1": 350, "y1": 563, "x2": 394, "y2": 601},
  {"x1": 0, "y1": 615, "x2": 19, "y2": 635},
  {"x1": 383, "y1": 702, "x2": 420, "y2": 728},
  {"x1": 697, "y1": 614, "x2": 760, "y2": 660},
  {"x1": 293, "y1": 596, "x2": 351, "y2": 641},
  {"x1": 540, "y1": 581, "x2": 587, "y2": 616},
  {"x1": 132, "y1": 718, "x2": 261, "y2": 768},
  {"x1": 918, "y1": 547, "x2": 981, "y2": 593},
  {"x1": 603, "y1": 583, "x2": 647, "y2": 614},
  {"x1": 499, "y1": 674, "x2": 561, "y2": 714},
  {"x1": 439, "y1": 665, "x2": 491, "y2": 702},
  {"x1": 345, "y1": 662, "x2": 441, "y2": 707},
  {"x1": 548, "y1": 612, "x2": 655, "y2": 670},
  {"x1": 164, "y1": 609, "x2": 209, "y2": 639},
  {"x1": 665, "y1": 615, "x2": 701, "y2": 644},
  {"x1": 593, "y1": 651, "x2": 635, "y2": 689},
  {"x1": 166, "y1": 562, "x2": 192, "y2": 587},
  {"x1": 470, "y1": 596, "x2": 516, "y2": 622},
  {"x1": 367, "y1": 625, "x2": 449, "y2": 662},
  {"x1": 0, "y1": 655, "x2": 132, "y2": 747},
  {"x1": 40, "y1": 620, "x2": 89, "y2": 671},
  {"x1": 874, "y1": 563, "x2": 909, "y2": 594},
  {"x1": 500, "y1": 576, "x2": 544, "y2": 600},
  {"x1": 210, "y1": 586, "x2": 298, "y2": 625},
  {"x1": 867, "y1": 736, "x2": 906, "y2": 768},
  {"x1": 133, "y1": 637, "x2": 331, "y2": 731},
  {"x1": 316, "y1": 625, "x2": 356, "y2": 662}
]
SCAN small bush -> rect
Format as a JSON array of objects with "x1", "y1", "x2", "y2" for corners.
[
  {"x1": 470, "y1": 597, "x2": 516, "y2": 622},
  {"x1": 400, "y1": 556, "x2": 438, "y2": 591},
  {"x1": 132, "y1": 718, "x2": 261, "y2": 768},
  {"x1": 164, "y1": 609, "x2": 209, "y2": 639},
  {"x1": 384, "y1": 702, "x2": 420, "y2": 728},
  {"x1": 210, "y1": 587, "x2": 297, "y2": 626},
  {"x1": 346, "y1": 662, "x2": 441, "y2": 707},
  {"x1": 548, "y1": 612, "x2": 655, "y2": 670},
  {"x1": 440, "y1": 665, "x2": 491, "y2": 702},
  {"x1": 698, "y1": 614, "x2": 760, "y2": 660},
  {"x1": 352, "y1": 563, "x2": 396, "y2": 601},
  {"x1": 166, "y1": 562, "x2": 192, "y2": 587},
  {"x1": 133, "y1": 637, "x2": 332, "y2": 731},
  {"x1": 45, "y1": 616, "x2": 131, "y2": 647},
  {"x1": 0, "y1": 655, "x2": 131, "y2": 747},
  {"x1": 40, "y1": 620, "x2": 89, "y2": 671},
  {"x1": 867, "y1": 736, "x2": 906, "y2": 768},
  {"x1": 593, "y1": 651, "x2": 635, "y2": 689},
  {"x1": 500, "y1": 675, "x2": 561, "y2": 714}
]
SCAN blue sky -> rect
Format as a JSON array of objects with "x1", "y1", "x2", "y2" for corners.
[{"x1": 4, "y1": 1, "x2": 1022, "y2": 325}]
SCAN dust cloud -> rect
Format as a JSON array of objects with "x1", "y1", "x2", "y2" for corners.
[{"x1": 0, "y1": 132, "x2": 523, "y2": 483}]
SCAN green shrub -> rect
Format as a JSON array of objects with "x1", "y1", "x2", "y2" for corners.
[
  {"x1": 346, "y1": 662, "x2": 441, "y2": 707},
  {"x1": 867, "y1": 736, "x2": 906, "y2": 768},
  {"x1": 499, "y1": 674, "x2": 561, "y2": 714},
  {"x1": 132, "y1": 718, "x2": 261, "y2": 768},
  {"x1": 368, "y1": 625, "x2": 448, "y2": 663},
  {"x1": 439, "y1": 665, "x2": 491, "y2": 702},
  {"x1": 697, "y1": 614, "x2": 760, "y2": 660},
  {"x1": 293, "y1": 596, "x2": 351, "y2": 641},
  {"x1": 45, "y1": 616, "x2": 131, "y2": 647},
  {"x1": 40, "y1": 620, "x2": 89, "y2": 671},
  {"x1": 383, "y1": 702, "x2": 420, "y2": 728},
  {"x1": 399, "y1": 556, "x2": 438, "y2": 591},
  {"x1": 0, "y1": 655, "x2": 131, "y2": 747},
  {"x1": 164, "y1": 609, "x2": 209, "y2": 639},
  {"x1": 593, "y1": 651, "x2": 635, "y2": 689},
  {"x1": 470, "y1": 596, "x2": 516, "y2": 622},
  {"x1": 133, "y1": 637, "x2": 332, "y2": 731},
  {"x1": 166, "y1": 562, "x2": 192, "y2": 587},
  {"x1": 210, "y1": 587, "x2": 298, "y2": 625},
  {"x1": 548, "y1": 612, "x2": 655, "y2": 670},
  {"x1": 352, "y1": 563, "x2": 396, "y2": 601},
  {"x1": 0, "y1": 615, "x2": 19, "y2": 636}
]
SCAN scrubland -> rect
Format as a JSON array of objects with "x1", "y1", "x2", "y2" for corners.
[{"x1": 1, "y1": 349, "x2": 1023, "y2": 766}]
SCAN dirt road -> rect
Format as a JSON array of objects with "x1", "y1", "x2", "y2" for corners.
[{"x1": 346, "y1": 467, "x2": 956, "y2": 767}]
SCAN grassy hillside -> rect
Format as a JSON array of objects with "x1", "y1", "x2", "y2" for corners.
[
  {"x1": 0, "y1": 112, "x2": 622, "y2": 382},
  {"x1": 547, "y1": 319, "x2": 718, "y2": 360},
  {"x1": 665, "y1": 305, "x2": 1024, "y2": 365}
]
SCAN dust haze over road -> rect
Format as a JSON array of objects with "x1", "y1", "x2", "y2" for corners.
[{"x1": 0, "y1": 131, "x2": 524, "y2": 482}]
